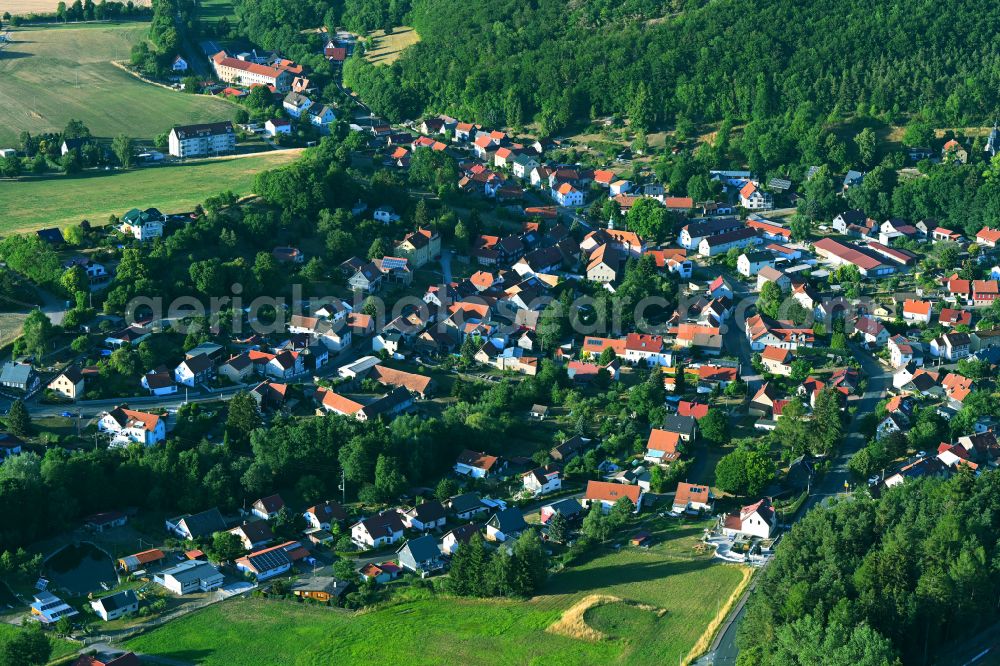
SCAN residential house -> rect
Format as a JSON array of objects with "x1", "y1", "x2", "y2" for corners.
[
  {"x1": 902, "y1": 299, "x2": 932, "y2": 325},
  {"x1": 154, "y1": 561, "x2": 224, "y2": 595},
  {"x1": 351, "y1": 511, "x2": 405, "y2": 549},
  {"x1": 401, "y1": 501, "x2": 447, "y2": 532},
  {"x1": 757, "y1": 266, "x2": 791, "y2": 292},
  {"x1": 235, "y1": 541, "x2": 309, "y2": 580},
  {"x1": 264, "y1": 118, "x2": 291, "y2": 136},
  {"x1": 441, "y1": 523, "x2": 480, "y2": 554},
  {"x1": 30, "y1": 592, "x2": 78, "y2": 624},
  {"x1": 291, "y1": 576, "x2": 350, "y2": 603},
  {"x1": 251, "y1": 494, "x2": 286, "y2": 521},
  {"x1": 90, "y1": 590, "x2": 139, "y2": 622},
  {"x1": 698, "y1": 228, "x2": 761, "y2": 257},
  {"x1": 304, "y1": 501, "x2": 347, "y2": 530},
  {"x1": 227, "y1": 520, "x2": 274, "y2": 551},
  {"x1": 0, "y1": 433, "x2": 23, "y2": 461},
  {"x1": 48, "y1": 366, "x2": 85, "y2": 400},
  {"x1": 0, "y1": 361, "x2": 39, "y2": 392},
  {"x1": 165, "y1": 508, "x2": 227, "y2": 540},
  {"x1": 396, "y1": 535, "x2": 445, "y2": 575},
  {"x1": 174, "y1": 354, "x2": 216, "y2": 387},
  {"x1": 447, "y1": 493, "x2": 488, "y2": 521},
  {"x1": 662, "y1": 414, "x2": 697, "y2": 441},
  {"x1": 485, "y1": 507, "x2": 528, "y2": 542},
  {"x1": 889, "y1": 335, "x2": 921, "y2": 368},
  {"x1": 745, "y1": 313, "x2": 814, "y2": 351},
  {"x1": 522, "y1": 465, "x2": 562, "y2": 496},
  {"x1": 738, "y1": 250, "x2": 774, "y2": 277},
  {"x1": 394, "y1": 228, "x2": 441, "y2": 268},
  {"x1": 760, "y1": 345, "x2": 794, "y2": 376},
  {"x1": 282, "y1": 91, "x2": 313, "y2": 118},
  {"x1": 539, "y1": 498, "x2": 584, "y2": 525},
  {"x1": 852, "y1": 316, "x2": 889, "y2": 347},
  {"x1": 739, "y1": 182, "x2": 773, "y2": 210},
  {"x1": 672, "y1": 482, "x2": 714, "y2": 514},
  {"x1": 454, "y1": 450, "x2": 503, "y2": 478},
  {"x1": 98, "y1": 407, "x2": 165, "y2": 447},
  {"x1": 721, "y1": 498, "x2": 776, "y2": 539},
  {"x1": 583, "y1": 480, "x2": 642, "y2": 513},
  {"x1": 552, "y1": 182, "x2": 584, "y2": 207},
  {"x1": 929, "y1": 332, "x2": 971, "y2": 361},
  {"x1": 644, "y1": 429, "x2": 682, "y2": 464},
  {"x1": 219, "y1": 353, "x2": 254, "y2": 383}
]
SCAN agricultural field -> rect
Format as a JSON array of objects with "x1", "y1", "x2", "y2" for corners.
[
  {"x1": 0, "y1": 149, "x2": 303, "y2": 233},
  {"x1": 128, "y1": 520, "x2": 750, "y2": 665},
  {"x1": 0, "y1": 0, "x2": 149, "y2": 13},
  {"x1": 364, "y1": 27, "x2": 420, "y2": 66},
  {"x1": 0, "y1": 312, "x2": 29, "y2": 347},
  {"x1": 0, "y1": 23, "x2": 236, "y2": 146}
]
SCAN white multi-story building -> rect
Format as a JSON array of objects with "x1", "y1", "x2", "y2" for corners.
[{"x1": 168, "y1": 121, "x2": 237, "y2": 158}]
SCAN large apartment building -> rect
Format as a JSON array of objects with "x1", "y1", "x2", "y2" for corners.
[
  {"x1": 212, "y1": 51, "x2": 293, "y2": 92},
  {"x1": 168, "y1": 121, "x2": 237, "y2": 158}
]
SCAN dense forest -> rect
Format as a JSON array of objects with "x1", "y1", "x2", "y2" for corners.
[
  {"x1": 338, "y1": 0, "x2": 1000, "y2": 173},
  {"x1": 737, "y1": 470, "x2": 1000, "y2": 665}
]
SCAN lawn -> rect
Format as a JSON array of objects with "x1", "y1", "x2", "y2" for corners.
[
  {"x1": 0, "y1": 150, "x2": 302, "y2": 232},
  {"x1": 0, "y1": 23, "x2": 236, "y2": 145},
  {"x1": 364, "y1": 27, "x2": 420, "y2": 66},
  {"x1": 128, "y1": 520, "x2": 749, "y2": 665},
  {"x1": 0, "y1": 623, "x2": 78, "y2": 663},
  {"x1": 196, "y1": 0, "x2": 236, "y2": 26}
]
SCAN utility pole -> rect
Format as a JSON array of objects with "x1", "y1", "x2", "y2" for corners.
[{"x1": 339, "y1": 468, "x2": 346, "y2": 505}]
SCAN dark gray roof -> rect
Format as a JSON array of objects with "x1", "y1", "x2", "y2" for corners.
[
  {"x1": 448, "y1": 493, "x2": 484, "y2": 515},
  {"x1": 662, "y1": 414, "x2": 697, "y2": 436},
  {"x1": 94, "y1": 589, "x2": 137, "y2": 612},
  {"x1": 1, "y1": 362, "x2": 36, "y2": 386},
  {"x1": 178, "y1": 507, "x2": 226, "y2": 538},
  {"x1": 488, "y1": 507, "x2": 527, "y2": 534},
  {"x1": 397, "y1": 534, "x2": 441, "y2": 563},
  {"x1": 544, "y1": 497, "x2": 583, "y2": 517}
]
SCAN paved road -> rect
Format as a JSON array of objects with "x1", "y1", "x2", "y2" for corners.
[
  {"x1": 703, "y1": 342, "x2": 892, "y2": 663},
  {"x1": 802, "y1": 342, "x2": 892, "y2": 511}
]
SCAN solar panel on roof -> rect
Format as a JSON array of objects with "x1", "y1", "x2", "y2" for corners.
[
  {"x1": 248, "y1": 548, "x2": 291, "y2": 571},
  {"x1": 381, "y1": 257, "x2": 407, "y2": 270}
]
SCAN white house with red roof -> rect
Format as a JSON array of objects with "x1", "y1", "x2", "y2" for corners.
[
  {"x1": 551, "y1": 182, "x2": 584, "y2": 207},
  {"x1": 583, "y1": 480, "x2": 642, "y2": 514},
  {"x1": 976, "y1": 226, "x2": 1000, "y2": 248},
  {"x1": 98, "y1": 407, "x2": 165, "y2": 447},
  {"x1": 739, "y1": 182, "x2": 773, "y2": 210},
  {"x1": 672, "y1": 482, "x2": 714, "y2": 513},
  {"x1": 453, "y1": 450, "x2": 503, "y2": 478},
  {"x1": 902, "y1": 299, "x2": 932, "y2": 324},
  {"x1": 644, "y1": 429, "x2": 681, "y2": 464},
  {"x1": 624, "y1": 333, "x2": 673, "y2": 367},
  {"x1": 721, "y1": 498, "x2": 776, "y2": 539}
]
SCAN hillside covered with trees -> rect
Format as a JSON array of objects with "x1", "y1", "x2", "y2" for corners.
[
  {"x1": 737, "y1": 471, "x2": 1000, "y2": 665},
  {"x1": 342, "y1": 0, "x2": 1000, "y2": 154}
]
